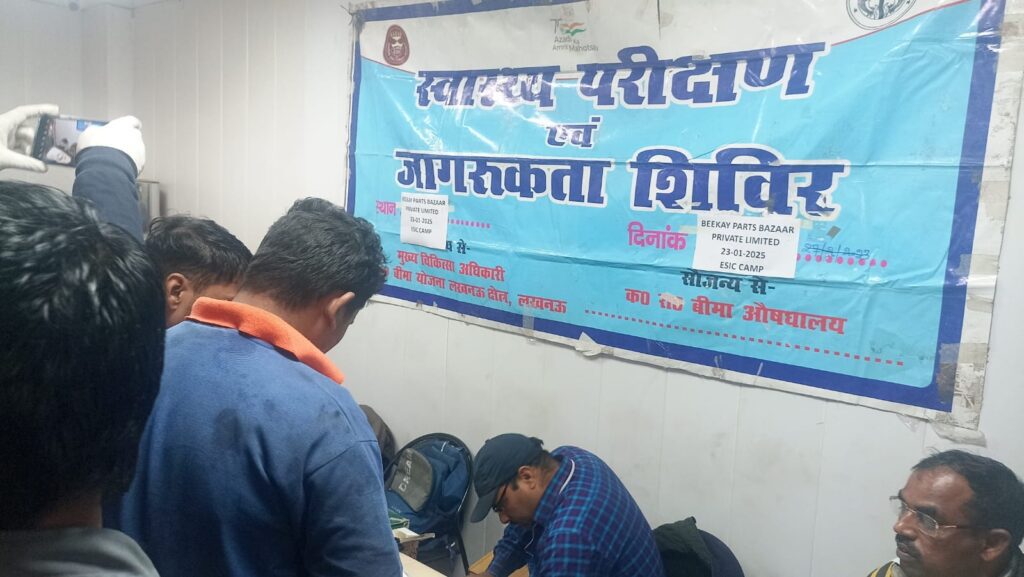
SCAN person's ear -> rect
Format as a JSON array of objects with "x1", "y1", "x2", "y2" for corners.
[
  {"x1": 979, "y1": 528, "x2": 1011, "y2": 563},
  {"x1": 517, "y1": 466, "x2": 539, "y2": 490},
  {"x1": 165, "y1": 273, "x2": 190, "y2": 313},
  {"x1": 325, "y1": 292, "x2": 357, "y2": 329}
]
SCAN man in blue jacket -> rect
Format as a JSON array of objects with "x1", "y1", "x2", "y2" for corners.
[{"x1": 108, "y1": 197, "x2": 402, "y2": 577}]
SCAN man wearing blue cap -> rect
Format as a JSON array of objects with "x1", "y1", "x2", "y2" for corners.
[{"x1": 469, "y1": 433, "x2": 663, "y2": 577}]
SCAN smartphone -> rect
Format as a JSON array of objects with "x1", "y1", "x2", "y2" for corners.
[{"x1": 31, "y1": 114, "x2": 107, "y2": 167}]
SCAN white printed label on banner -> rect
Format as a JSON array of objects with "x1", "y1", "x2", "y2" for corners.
[
  {"x1": 400, "y1": 193, "x2": 449, "y2": 249},
  {"x1": 692, "y1": 214, "x2": 800, "y2": 279}
]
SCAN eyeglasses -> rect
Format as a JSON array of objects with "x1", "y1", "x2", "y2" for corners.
[
  {"x1": 492, "y1": 484, "x2": 509, "y2": 514},
  {"x1": 890, "y1": 496, "x2": 977, "y2": 537}
]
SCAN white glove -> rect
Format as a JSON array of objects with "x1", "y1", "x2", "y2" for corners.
[
  {"x1": 78, "y1": 115, "x2": 146, "y2": 176},
  {"x1": 0, "y1": 103, "x2": 59, "y2": 172}
]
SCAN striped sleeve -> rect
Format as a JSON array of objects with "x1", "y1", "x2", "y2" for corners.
[
  {"x1": 867, "y1": 561, "x2": 897, "y2": 577},
  {"x1": 488, "y1": 525, "x2": 530, "y2": 577},
  {"x1": 534, "y1": 527, "x2": 601, "y2": 577}
]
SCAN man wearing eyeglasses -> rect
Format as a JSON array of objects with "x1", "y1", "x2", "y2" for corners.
[
  {"x1": 868, "y1": 450, "x2": 1024, "y2": 577},
  {"x1": 467, "y1": 434, "x2": 663, "y2": 577}
]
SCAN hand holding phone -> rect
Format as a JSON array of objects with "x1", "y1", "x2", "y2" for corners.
[
  {"x1": 78, "y1": 116, "x2": 146, "y2": 176},
  {"x1": 31, "y1": 114, "x2": 107, "y2": 168},
  {"x1": 0, "y1": 104, "x2": 59, "y2": 172}
]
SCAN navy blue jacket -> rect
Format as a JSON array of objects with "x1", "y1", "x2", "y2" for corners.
[
  {"x1": 73, "y1": 147, "x2": 143, "y2": 241},
  {"x1": 106, "y1": 301, "x2": 403, "y2": 577}
]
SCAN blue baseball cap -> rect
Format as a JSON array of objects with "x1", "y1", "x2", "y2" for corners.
[{"x1": 469, "y1": 434, "x2": 544, "y2": 523}]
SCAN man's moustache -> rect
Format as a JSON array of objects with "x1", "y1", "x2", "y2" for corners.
[{"x1": 896, "y1": 535, "x2": 919, "y2": 559}]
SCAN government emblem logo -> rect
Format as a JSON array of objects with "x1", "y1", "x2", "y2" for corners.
[
  {"x1": 847, "y1": 0, "x2": 916, "y2": 30},
  {"x1": 383, "y1": 25, "x2": 409, "y2": 66}
]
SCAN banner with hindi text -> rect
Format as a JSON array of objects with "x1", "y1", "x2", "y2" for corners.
[{"x1": 349, "y1": 0, "x2": 1019, "y2": 421}]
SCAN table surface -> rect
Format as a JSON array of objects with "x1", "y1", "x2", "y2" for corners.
[{"x1": 400, "y1": 552, "x2": 445, "y2": 577}]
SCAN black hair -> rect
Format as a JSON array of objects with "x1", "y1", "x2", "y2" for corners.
[
  {"x1": 0, "y1": 181, "x2": 165, "y2": 530},
  {"x1": 145, "y1": 215, "x2": 251, "y2": 291},
  {"x1": 509, "y1": 437, "x2": 559, "y2": 489},
  {"x1": 241, "y1": 197, "x2": 387, "y2": 311},
  {"x1": 914, "y1": 450, "x2": 1024, "y2": 547}
]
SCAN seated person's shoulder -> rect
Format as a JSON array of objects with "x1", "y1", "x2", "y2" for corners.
[
  {"x1": 546, "y1": 491, "x2": 604, "y2": 536},
  {"x1": 542, "y1": 522, "x2": 596, "y2": 549},
  {"x1": 866, "y1": 561, "x2": 901, "y2": 577}
]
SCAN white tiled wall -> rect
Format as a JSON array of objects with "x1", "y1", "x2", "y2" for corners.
[
  {"x1": 0, "y1": 0, "x2": 84, "y2": 192},
  {"x1": 3, "y1": 1, "x2": 1023, "y2": 575}
]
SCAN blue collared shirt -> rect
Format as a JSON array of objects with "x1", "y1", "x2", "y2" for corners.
[{"x1": 488, "y1": 446, "x2": 664, "y2": 577}]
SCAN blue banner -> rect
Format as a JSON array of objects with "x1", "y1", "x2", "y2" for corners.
[{"x1": 350, "y1": 0, "x2": 1008, "y2": 411}]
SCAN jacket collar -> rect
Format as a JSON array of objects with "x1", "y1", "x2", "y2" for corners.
[{"x1": 187, "y1": 297, "x2": 345, "y2": 384}]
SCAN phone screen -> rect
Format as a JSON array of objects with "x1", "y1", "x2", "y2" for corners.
[{"x1": 32, "y1": 115, "x2": 107, "y2": 167}]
